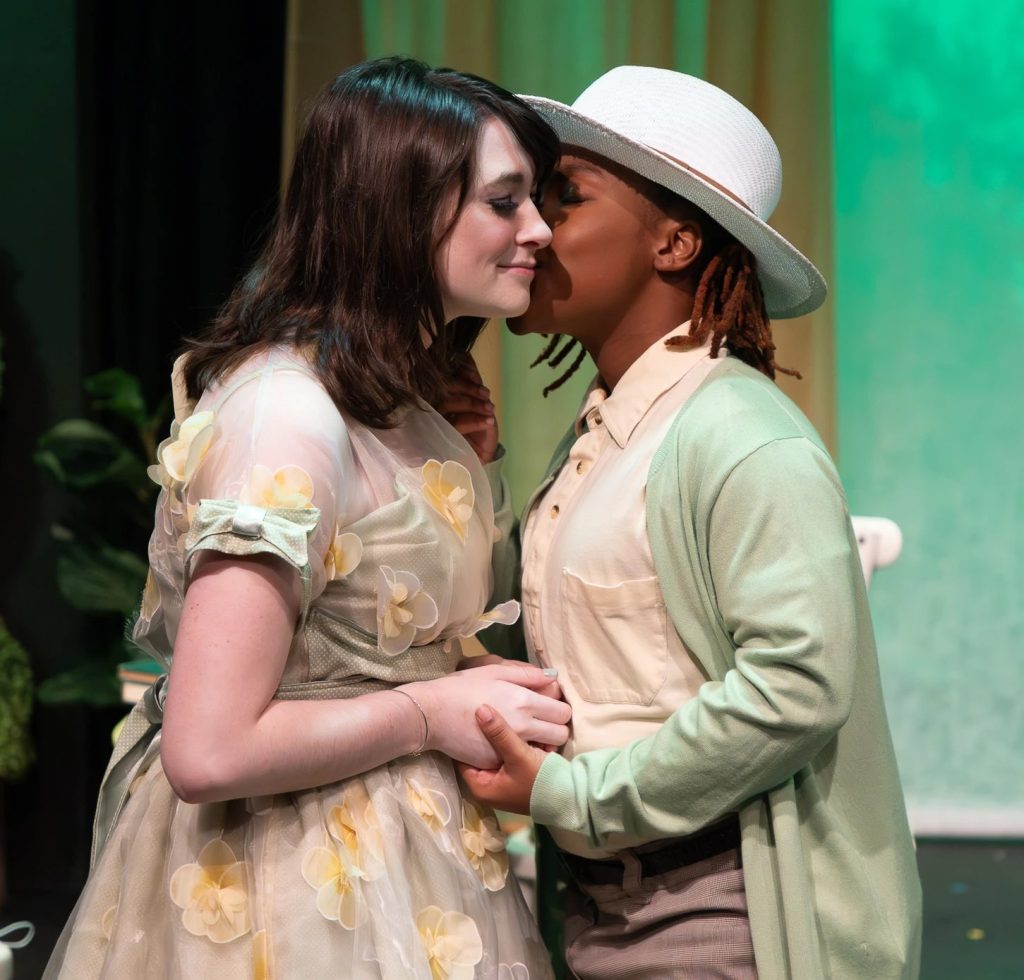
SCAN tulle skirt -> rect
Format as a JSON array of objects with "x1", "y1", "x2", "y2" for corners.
[{"x1": 45, "y1": 751, "x2": 551, "y2": 979}]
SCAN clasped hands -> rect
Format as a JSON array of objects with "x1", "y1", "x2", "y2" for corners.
[
  {"x1": 399, "y1": 657, "x2": 567, "y2": 814},
  {"x1": 457, "y1": 653, "x2": 563, "y2": 816}
]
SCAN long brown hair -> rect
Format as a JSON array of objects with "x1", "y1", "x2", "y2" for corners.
[{"x1": 183, "y1": 57, "x2": 558, "y2": 426}]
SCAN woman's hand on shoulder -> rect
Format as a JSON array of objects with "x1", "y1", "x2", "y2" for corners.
[
  {"x1": 400, "y1": 663, "x2": 570, "y2": 769},
  {"x1": 436, "y1": 358, "x2": 498, "y2": 464}
]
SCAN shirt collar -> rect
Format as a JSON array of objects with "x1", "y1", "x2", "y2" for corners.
[
  {"x1": 574, "y1": 382, "x2": 607, "y2": 437},
  {"x1": 574, "y1": 323, "x2": 721, "y2": 448}
]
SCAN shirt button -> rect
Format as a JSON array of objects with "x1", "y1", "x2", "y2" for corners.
[{"x1": 549, "y1": 504, "x2": 560, "y2": 519}]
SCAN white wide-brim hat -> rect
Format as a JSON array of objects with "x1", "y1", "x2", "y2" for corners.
[{"x1": 522, "y1": 66, "x2": 826, "y2": 319}]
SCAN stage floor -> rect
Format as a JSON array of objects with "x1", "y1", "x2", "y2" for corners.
[{"x1": 916, "y1": 839, "x2": 1023, "y2": 978}]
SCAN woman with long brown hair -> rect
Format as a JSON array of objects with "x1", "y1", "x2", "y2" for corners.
[{"x1": 46, "y1": 57, "x2": 565, "y2": 979}]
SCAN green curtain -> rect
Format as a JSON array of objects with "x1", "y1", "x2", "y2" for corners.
[{"x1": 834, "y1": 0, "x2": 1024, "y2": 833}]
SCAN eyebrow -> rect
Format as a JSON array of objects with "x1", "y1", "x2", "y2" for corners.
[
  {"x1": 559, "y1": 160, "x2": 603, "y2": 178},
  {"x1": 480, "y1": 170, "x2": 528, "y2": 191}
]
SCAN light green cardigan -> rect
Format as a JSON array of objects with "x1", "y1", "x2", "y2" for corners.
[{"x1": 509, "y1": 357, "x2": 921, "y2": 979}]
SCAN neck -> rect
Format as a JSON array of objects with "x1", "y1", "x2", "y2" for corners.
[{"x1": 584, "y1": 287, "x2": 694, "y2": 390}]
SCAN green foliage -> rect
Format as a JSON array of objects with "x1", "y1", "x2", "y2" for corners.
[
  {"x1": 85, "y1": 368, "x2": 149, "y2": 427},
  {"x1": 35, "y1": 641, "x2": 127, "y2": 708},
  {"x1": 35, "y1": 370, "x2": 168, "y2": 706},
  {"x1": 0, "y1": 618, "x2": 34, "y2": 780},
  {"x1": 56, "y1": 541, "x2": 150, "y2": 615},
  {"x1": 35, "y1": 419, "x2": 148, "y2": 491}
]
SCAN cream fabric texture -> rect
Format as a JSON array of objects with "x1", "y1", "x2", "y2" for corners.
[
  {"x1": 46, "y1": 348, "x2": 550, "y2": 979},
  {"x1": 521, "y1": 326, "x2": 720, "y2": 857}
]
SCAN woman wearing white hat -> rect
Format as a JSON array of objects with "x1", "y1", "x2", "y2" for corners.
[{"x1": 455, "y1": 67, "x2": 922, "y2": 979}]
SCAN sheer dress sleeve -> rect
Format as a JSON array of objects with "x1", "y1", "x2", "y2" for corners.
[{"x1": 173, "y1": 360, "x2": 352, "y2": 618}]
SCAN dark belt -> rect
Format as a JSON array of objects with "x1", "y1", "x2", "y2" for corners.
[{"x1": 560, "y1": 815, "x2": 741, "y2": 887}]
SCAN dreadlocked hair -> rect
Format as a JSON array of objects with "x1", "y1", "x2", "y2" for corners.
[
  {"x1": 666, "y1": 241, "x2": 799, "y2": 381},
  {"x1": 530, "y1": 335, "x2": 588, "y2": 397}
]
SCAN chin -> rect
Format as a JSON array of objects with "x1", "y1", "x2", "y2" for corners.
[
  {"x1": 462, "y1": 290, "x2": 532, "y2": 324},
  {"x1": 505, "y1": 314, "x2": 531, "y2": 336},
  {"x1": 499, "y1": 300, "x2": 530, "y2": 321},
  {"x1": 506, "y1": 303, "x2": 551, "y2": 336},
  {"x1": 506, "y1": 295, "x2": 547, "y2": 333}
]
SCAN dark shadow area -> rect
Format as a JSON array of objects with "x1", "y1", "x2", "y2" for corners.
[
  {"x1": 0, "y1": 1, "x2": 286, "y2": 963},
  {"x1": 917, "y1": 839, "x2": 1024, "y2": 979},
  {"x1": 77, "y1": 0, "x2": 287, "y2": 397},
  {"x1": 0, "y1": 250, "x2": 50, "y2": 619}
]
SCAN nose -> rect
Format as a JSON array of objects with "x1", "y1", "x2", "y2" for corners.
[{"x1": 516, "y1": 197, "x2": 553, "y2": 250}]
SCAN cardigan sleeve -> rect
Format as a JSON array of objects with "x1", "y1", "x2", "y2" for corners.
[{"x1": 531, "y1": 433, "x2": 868, "y2": 845}]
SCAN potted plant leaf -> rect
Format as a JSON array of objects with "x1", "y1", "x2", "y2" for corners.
[{"x1": 34, "y1": 369, "x2": 168, "y2": 706}]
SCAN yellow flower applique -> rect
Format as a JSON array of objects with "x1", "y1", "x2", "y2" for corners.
[
  {"x1": 300, "y1": 838, "x2": 367, "y2": 930},
  {"x1": 498, "y1": 965, "x2": 530, "y2": 980},
  {"x1": 148, "y1": 410, "x2": 215, "y2": 491},
  {"x1": 168, "y1": 839, "x2": 251, "y2": 943},
  {"x1": 460, "y1": 799, "x2": 509, "y2": 891},
  {"x1": 377, "y1": 566, "x2": 438, "y2": 656},
  {"x1": 417, "y1": 906, "x2": 483, "y2": 980},
  {"x1": 422, "y1": 459, "x2": 475, "y2": 543},
  {"x1": 327, "y1": 791, "x2": 384, "y2": 880},
  {"x1": 406, "y1": 777, "x2": 452, "y2": 835},
  {"x1": 325, "y1": 528, "x2": 362, "y2": 581},
  {"x1": 245, "y1": 464, "x2": 315, "y2": 509},
  {"x1": 458, "y1": 600, "x2": 521, "y2": 643}
]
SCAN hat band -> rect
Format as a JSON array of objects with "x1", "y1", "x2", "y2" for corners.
[{"x1": 643, "y1": 145, "x2": 754, "y2": 214}]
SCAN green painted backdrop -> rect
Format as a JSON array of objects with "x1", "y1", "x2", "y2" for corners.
[{"x1": 834, "y1": 0, "x2": 1024, "y2": 830}]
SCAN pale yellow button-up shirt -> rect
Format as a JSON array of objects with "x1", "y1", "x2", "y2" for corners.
[{"x1": 521, "y1": 325, "x2": 723, "y2": 855}]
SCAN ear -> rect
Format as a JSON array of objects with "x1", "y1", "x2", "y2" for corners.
[{"x1": 653, "y1": 219, "x2": 703, "y2": 274}]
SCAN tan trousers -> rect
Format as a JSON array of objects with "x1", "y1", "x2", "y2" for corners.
[{"x1": 563, "y1": 847, "x2": 757, "y2": 979}]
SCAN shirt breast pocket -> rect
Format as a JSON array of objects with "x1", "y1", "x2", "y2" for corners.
[{"x1": 559, "y1": 569, "x2": 668, "y2": 705}]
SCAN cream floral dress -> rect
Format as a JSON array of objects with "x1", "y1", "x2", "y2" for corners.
[{"x1": 45, "y1": 348, "x2": 551, "y2": 980}]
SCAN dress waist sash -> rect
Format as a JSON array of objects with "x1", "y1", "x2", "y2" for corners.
[{"x1": 91, "y1": 632, "x2": 456, "y2": 867}]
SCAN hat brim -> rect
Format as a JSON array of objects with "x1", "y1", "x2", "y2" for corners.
[{"x1": 522, "y1": 95, "x2": 827, "y2": 319}]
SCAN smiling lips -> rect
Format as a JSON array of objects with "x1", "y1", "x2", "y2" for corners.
[{"x1": 499, "y1": 263, "x2": 536, "y2": 277}]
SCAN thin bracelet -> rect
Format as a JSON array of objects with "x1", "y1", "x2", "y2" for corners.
[{"x1": 394, "y1": 688, "x2": 429, "y2": 756}]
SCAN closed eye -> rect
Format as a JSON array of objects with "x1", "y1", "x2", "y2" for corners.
[
  {"x1": 488, "y1": 196, "x2": 519, "y2": 215},
  {"x1": 541, "y1": 174, "x2": 584, "y2": 208},
  {"x1": 560, "y1": 181, "x2": 584, "y2": 205}
]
